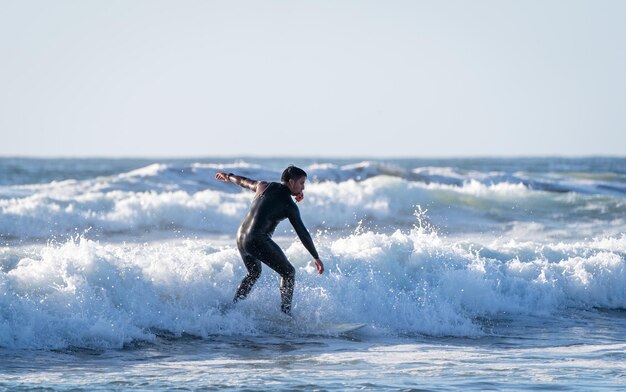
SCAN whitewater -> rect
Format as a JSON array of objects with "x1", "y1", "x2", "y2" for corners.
[{"x1": 1, "y1": 157, "x2": 625, "y2": 390}]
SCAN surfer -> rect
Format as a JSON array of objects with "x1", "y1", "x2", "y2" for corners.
[{"x1": 215, "y1": 165, "x2": 324, "y2": 315}]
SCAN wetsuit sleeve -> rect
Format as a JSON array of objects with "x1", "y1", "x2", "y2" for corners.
[
  {"x1": 287, "y1": 204, "x2": 320, "y2": 259},
  {"x1": 227, "y1": 173, "x2": 259, "y2": 192}
]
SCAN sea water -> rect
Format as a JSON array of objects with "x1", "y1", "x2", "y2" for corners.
[{"x1": 1, "y1": 157, "x2": 625, "y2": 391}]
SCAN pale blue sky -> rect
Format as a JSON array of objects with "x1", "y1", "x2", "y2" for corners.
[{"x1": 1, "y1": 0, "x2": 624, "y2": 158}]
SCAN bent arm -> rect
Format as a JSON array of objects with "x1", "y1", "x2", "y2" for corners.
[
  {"x1": 215, "y1": 172, "x2": 261, "y2": 192},
  {"x1": 288, "y1": 206, "x2": 320, "y2": 260}
]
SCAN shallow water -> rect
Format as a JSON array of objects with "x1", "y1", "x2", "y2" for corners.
[{"x1": 3, "y1": 312, "x2": 626, "y2": 391}]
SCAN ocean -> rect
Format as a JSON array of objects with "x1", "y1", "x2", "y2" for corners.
[{"x1": 1, "y1": 157, "x2": 625, "y2": 391}]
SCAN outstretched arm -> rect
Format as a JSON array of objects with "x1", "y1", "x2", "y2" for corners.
[{"x1": 215, "y1": 172, "x2": 261, "y2": 192}]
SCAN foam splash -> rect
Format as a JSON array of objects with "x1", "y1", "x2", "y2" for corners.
[
  {"x1": 0, "y1": 237, "x2": 252, "y2": 349},
  {"x1": 1, "y1": 227, "x2": 624, "y2": 350}
]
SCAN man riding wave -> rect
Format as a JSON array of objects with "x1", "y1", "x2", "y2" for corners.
[{"x1": 215, "y1": 165, "x2": 324, "y2": 315}]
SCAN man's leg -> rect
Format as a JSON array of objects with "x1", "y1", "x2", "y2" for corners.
[
  {"x1": 253, "y1": 240, "x2": 296, "y2": 315},
  {"x1": 233, "y1": 247, "x2": 262, "y2": 303},
  {"x1": 279, "y1": 273, "x2": 295, "y2": 315}
]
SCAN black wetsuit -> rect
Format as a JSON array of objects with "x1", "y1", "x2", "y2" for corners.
[{"x1": 234, "y1": 181, "x2": 319, "y2": 314}]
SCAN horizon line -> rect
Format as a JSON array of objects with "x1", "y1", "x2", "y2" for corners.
[{"x1": 1, "y1": 153, "x2": 625, "y2": 160}]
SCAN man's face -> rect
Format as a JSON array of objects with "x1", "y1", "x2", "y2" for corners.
[{"x1": 288, "y1": 176, "x2": 306, "y2": 196}]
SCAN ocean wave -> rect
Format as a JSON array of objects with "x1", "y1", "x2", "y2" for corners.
[
  {"x1": 1, "y1": 229, "x2": 624, "y2": 350},
  {"x1": 1, "y1": 169, "x2": 624, "y2": 240}
]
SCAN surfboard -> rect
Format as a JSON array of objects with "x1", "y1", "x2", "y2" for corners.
[
  {"x1": 253, "y1": 315, "x2": 366, "y2": 336},
  {"x1": 216, "y1": 305, "x2": 367, "y2": 336},
  {"x1": 326, "y1": 323, "x2": 367, "y2": 334}
]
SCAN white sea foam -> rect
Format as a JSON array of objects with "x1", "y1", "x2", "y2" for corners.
[
  {"x1": 1, "y1": 224, "x2": 624, "y2": 350},
  {"x1": 1, "y1": 159, "x2": 625, "y2": 349},
  {"x1": 3, "y1": 157, "x2": 626, "y2": 392},
  {"x1": 1, "y1": 167, "x2": 624, "y2": 240}
]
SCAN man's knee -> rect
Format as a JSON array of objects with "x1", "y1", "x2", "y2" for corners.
[
  {"x1": 282, "y1": 264, "x2": 295, "y2": 280},
  {"x1": 242, "y1": 253, "x2": 262, "y2": 278}
]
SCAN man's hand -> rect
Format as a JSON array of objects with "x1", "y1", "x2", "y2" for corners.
[
  {"x1": 314, "y1": 258, "x2": 324, "y2": 275},
  {"x1": 295, "y1": 192, "x2": 304, "y2": 203},
  {"x1": 215, "y1": 172, "x2": 229, "y2": 182}
]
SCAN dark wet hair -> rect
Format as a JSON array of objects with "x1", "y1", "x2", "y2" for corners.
[{"x1": 281, "y1": 165, "x2": 307, "y2": 182}]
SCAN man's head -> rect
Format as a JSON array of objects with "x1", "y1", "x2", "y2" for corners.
[{"x1": 281, "y1": 165, "x2": 307, "y2": 196}]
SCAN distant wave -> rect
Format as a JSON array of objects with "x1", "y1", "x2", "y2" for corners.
[{"x1": 1, "y1": 161, "x2": 625, "y2": 240}]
